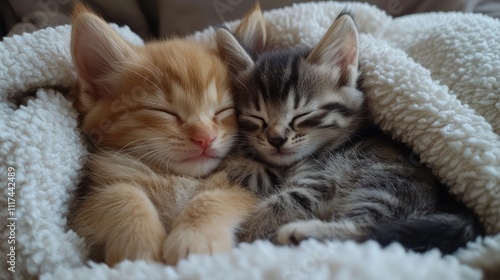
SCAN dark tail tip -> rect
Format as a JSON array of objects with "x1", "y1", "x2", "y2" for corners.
[{"x1": 367, "y1": 213, "x2": 484, "y2": 254}]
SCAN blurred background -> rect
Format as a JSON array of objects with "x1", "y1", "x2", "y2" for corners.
[{"x1": 1, "y1": 0, "x2": 500, "y2": 40}]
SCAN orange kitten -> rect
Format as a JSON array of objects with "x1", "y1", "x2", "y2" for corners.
[{"x1": 68, "y1": 4, "x2": 264, "y2": 266}]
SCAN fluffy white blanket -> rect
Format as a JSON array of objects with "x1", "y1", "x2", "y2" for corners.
[{"x1": 1, "y1": 2, "x2": 499, "y2": 279}]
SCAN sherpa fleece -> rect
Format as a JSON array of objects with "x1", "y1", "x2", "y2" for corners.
[{"x1": 1, "y1": 2, "x2": 499, "y2": 280}]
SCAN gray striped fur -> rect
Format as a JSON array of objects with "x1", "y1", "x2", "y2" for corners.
[{"x1": 217, "y1": 12, "x2": 483, "y2": 254}]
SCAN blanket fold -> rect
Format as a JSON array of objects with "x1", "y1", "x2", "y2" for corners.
[{"x1": 1, "y1": 2, "x2": 499, "y2": 279}]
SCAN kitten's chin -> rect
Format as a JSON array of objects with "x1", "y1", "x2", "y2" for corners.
[
  {"x1": 258, "y1": 151, "x2": 305, "y2": 167},
  {"x1": 168, "y1": 157, "x2": 222, "y2": 177}
]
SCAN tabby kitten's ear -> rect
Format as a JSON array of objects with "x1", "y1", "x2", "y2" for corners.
[
  {"x1": 216, "y1": 28, "x2": 254, "y2": 74},
  {"x1": 306, "y1": 11, "x2": 359, "y2": 86},
  {"x1": 71, "y1": 3, "x2": 135, "y2": 105},
  {"x1": 234, "y1": 2, "x2": 267, "y2": 53},
  {"x1": 216, "y1": 2, "x2": 266, "y2": 73}
]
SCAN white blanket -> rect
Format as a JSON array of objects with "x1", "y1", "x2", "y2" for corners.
[{"x1": 1, "y1": 2, "x2": 499, "y2": 279}]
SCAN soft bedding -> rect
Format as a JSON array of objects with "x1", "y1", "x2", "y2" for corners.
[{"x1": 1, "y1": 2, "x2": 499, "y2": 279}]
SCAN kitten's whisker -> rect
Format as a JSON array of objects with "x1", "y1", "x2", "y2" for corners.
[
  {"x1": 151, "y1": 152, "x2": 166, "y2": 171},
  {"x1": 161, "y1": 153, "x2": 177, "y2": 173},
  {"x1": 144, "y1": 149, "x2": 165, "y2": 169},
  {"x1": 136, "y1": 148, "x2": 163, "y2": 163},
  {"x1": 127, "y1": 143, "x2": 175, "y2": 157},
  {"x1": 151, "y1": 149, "x2": 174, "y2": 170},
  {"x1": 118, "y1": 137, "x2": 166, "y2": 153}
]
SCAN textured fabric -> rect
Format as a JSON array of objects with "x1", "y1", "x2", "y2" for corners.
[
  {"x1": 5, "y1": 0, "x2": 499, "y2": 38},
  {"x1": 0, "y1": 24, "x2": 143, "y2": 279},
  {"x1": 1, "y1": 2, "x2": 499, "y2": 279}
]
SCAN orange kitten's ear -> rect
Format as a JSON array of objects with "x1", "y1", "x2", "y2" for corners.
[
  {"x1": 71, "y1": 3, "x2": 135, "y2": 101},
  {"x1": 306, "y1": 11, "x2": 359, "y2": 86},
  {"x1": 234, "y1": 2, "x2": 266, "y2": 53}
]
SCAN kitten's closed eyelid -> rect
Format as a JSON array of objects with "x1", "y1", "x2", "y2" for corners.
[
  {"x1": 214, "y1": 107, "x2": 235, "y2": 122},
  {"x1": 293, "y1": 111, "x2": 314, "y2": 121},
  {"x1": 215, "y1": 107, "x2": 235, "y2": 115},
  {"x1": 291, "y1": 111, "x2": 314, "y2": 126},
  {"x1": 242, "y1": 114, "x2": 267, "y2": 129},
  {"x1": 146, "y1": 108, "x2": 181, "y2": 120},
  {"x1": 248, "y1": 115, "x2": 266, "y2": 124}
]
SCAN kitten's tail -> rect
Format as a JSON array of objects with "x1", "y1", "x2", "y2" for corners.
[{"x1": 367, "y1": 212, "x2": 484, "y2": 254}]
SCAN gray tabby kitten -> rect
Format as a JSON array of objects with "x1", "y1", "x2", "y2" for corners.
[{"x1": 216, "y1": 12, "x2": 483, "y2": 253}]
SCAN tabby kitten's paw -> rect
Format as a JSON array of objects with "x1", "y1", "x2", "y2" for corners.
[
  {"x1": 162, "y1": 227, "x2": 234, "y2": 265},
  {"x1": 275, "y1": 219, "x2": 324, "y2": 245}
]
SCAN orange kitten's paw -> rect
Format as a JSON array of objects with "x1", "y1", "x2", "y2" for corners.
[
  {"x1": 106, "y1": 246, "x2": 160, "y2": 267},
  {"x1": 162, "y1": 227, "x2": 234, "y2": 265},
  {"x1": 105, "y1": 228, "x2": 167, "y2": 266}
]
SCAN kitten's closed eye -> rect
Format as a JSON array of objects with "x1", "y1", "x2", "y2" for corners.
[
  {"x1": 240, "y1": 114, "x2": 267, "y2": 131},
  {"x1": 320, "y1": 102, "x2": 355, "y2": 117},
  {"x1": 145, "y1": 107, "x2": 235, "y2": 123},
  {"x1": 290, "y1": 111, "x2": 314, "y2": 127},
  {"x1": 147, "y1": 107, "x2": 182, "y2": 122},
  {"x1": 248, "y1": 115, "x2": 266, "y2": 124},
  {"x1": 215, "y1": 107, "x2": 235, "y2": 121},
  {"x1": 215, "y1": 107, "x2": 234, "y2": 115}
]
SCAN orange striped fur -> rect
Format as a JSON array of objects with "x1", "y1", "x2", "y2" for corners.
[{"x1": 68, "y1": 2, "x2": 265, "y2": 266}]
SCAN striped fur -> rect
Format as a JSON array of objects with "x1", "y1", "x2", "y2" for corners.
[
  {"x1": 69, "y1": 4, "x2": 261, "y2": 266},
  {"x1": 218, "y1": 12, "x2": 483, "y2": 253}
]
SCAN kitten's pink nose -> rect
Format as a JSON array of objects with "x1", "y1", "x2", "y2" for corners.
[{"x1": 190, "y1": 132, "x2": 216, "y2": 150}]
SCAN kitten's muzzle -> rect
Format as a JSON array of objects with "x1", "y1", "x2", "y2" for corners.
[
  {"x1": 190, "y1": 132, "x2": 216, "y2": 150},
  {"x1": 268, "y1": 136, "x2": 287, "y2": 149}
]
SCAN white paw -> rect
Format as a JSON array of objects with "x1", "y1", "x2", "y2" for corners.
[
  {"x1": 275, "y1": 219, "x2": 324, "y2": 245},
  {"x1": 162, "y1": 227, "x2": 233, "y2": 265}
]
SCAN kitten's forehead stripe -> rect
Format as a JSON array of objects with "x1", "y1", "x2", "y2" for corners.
[
  {"x1": 280, "y1": 56, "x2": 293, "y2": 94},
  {"x1": 293, "y1": 87, "x2": 300, "y2": 110},
  {"x1": 255, "y1": 64, "x2": 268, "y2": 97},
  {"x1": 255, "y1": 50, "x2": 303, "y2": 105},
  {"x1": 282, "y1": 55, "x2": 300, "y2": 106},
  {"x1": 139, "y1": 42, "x2": 227, "y2": 102},
  {"x1": 251, "y1": 87, "x2": 262, "y2": 112}
]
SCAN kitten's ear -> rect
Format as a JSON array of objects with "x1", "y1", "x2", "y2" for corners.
[
  {"x1": 71, "y1": 3, "x2": 135, "y2": 101},
  {"x1": 234, "y1": 2, "x2": 266, "y2": 53},
  {"x1": 306, "y1": 12, "x2": 359, "y2": 86},
  {"x1": 216, "y1": 28, "x2": 254, "y2": 73}
]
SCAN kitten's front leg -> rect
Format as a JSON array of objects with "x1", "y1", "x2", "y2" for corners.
[
  {"x1": 162, "y1": 172, "x2": 257, "y2": 265},
  {"x1": 73, "y1": 183, "x2": 167, "y2": 266},
  {"x1": 238, "y1": 164, "x2": 328, "y2": 243},
  {"x1": 222, "y1": 152, "x2": 282, "y2": 198},
  {"x1": 238, "y1": 187, "x2": 319, "y2": 243},
  {"x1": 275, "y1": 219, "x2": 366, "y2": 245}
]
